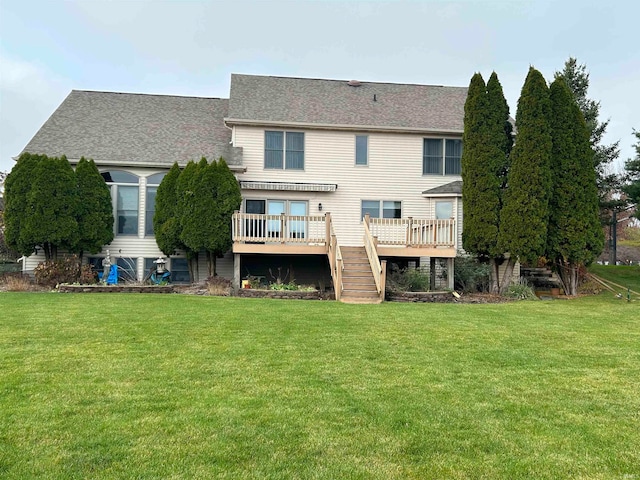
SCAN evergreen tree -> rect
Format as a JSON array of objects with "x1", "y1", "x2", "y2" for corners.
[
  {"x1": 555, "y1": 58, "x2": 621, "y2": 214},
  {"x1": 623, "y1": 130, "x2": 640, "y2": 219},
  {"x1": 3, "y1": 153, "x2": 43, "y2": 256},
  {"x1": 175, "y1": 160, "x2": 200, "y2": 281},
  {"x1": 209, "y1": 158, "x2": 241, "y2": 274},
  {"x1": 22, "y1": 155, "x2": 79, "y2": 260},
  {"x1": 461, "y1": 72, "x2": 513, "y2": 293},
  {"x1": 75, "y1": 157, "x2": 114, "y2": 259},
  {"x1": 154, "y1": 162, "x2": 183, "y2": 256},
  {"x1": 180, "y1": 157, "x2": 219, "y2": 277},
  {"x1": 547, "y1": 78, "x2": 603, "y2": 295},
  {"x1": 498, "y1": 67, "x2": 552, "y2": 289}
]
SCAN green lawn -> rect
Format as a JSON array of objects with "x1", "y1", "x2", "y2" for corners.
[
  {"x1": 589, "y1": 263, "x2": 640, "y2": 292},
  {"x1": 1, "y1": 293, "x2": 639, "y2": 479}
]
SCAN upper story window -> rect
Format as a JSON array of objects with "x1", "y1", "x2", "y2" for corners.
[
  {"x1": 101, "y1": 170, "x2": 139, "y2": 235},
  {"x1": 355, "y1": 135, "x2": 368, "y2": 166},
  {"x1": 361, "y1": 200, "x2": 402, "y2": 220},
  {"x1": 423, "y1": 139, "x2": 463, "y2": 175},
  {"x1": 265, "y1": 131, "x2": 304, "y2": 170},
  {"x1": 145, "y1": 172, "x2": 166, "y2": 236}
]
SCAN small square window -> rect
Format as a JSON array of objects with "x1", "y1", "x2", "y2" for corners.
[
  {"x1": 383, "y1": 201, "x2": 402, "y2": 219},
  {"x1": 361, "y1": 200, "x2": 380, "y2": 220}
]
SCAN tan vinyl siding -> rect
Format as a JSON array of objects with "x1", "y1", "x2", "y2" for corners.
[{"x1": 235, "y1": 126, "x2": 462, "y2": 246}]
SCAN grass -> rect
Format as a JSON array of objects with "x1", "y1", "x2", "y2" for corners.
[
  {"x1": 1, "y1": 293, "x2": 639, "y2": 479},
  {"x1": 589, "y1": 263, "x2": 640, "y2": 292}
]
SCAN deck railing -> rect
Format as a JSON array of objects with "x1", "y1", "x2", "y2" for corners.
[
  {"x1": 232, "y1": 212, "x2": 328, "y2": 244},
  {"x1": 363, "y1": 215, "x2": 387, "y2": 301},
  {"x1": 327, "y1": 215, "x2": 344, "y2": 301},
  {"x1": 369, "y1": 217, "x2": 456, "y2": 248}
]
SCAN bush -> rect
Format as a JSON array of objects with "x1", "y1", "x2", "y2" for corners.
[
  {"x1": 33, "y1": 256, "x2": 81, "y2": 286},
  {"x1": 454, "y1": 255, "x2": 491, "y2": 293},
  {"x1": 79, "y1": 264, "x2": 98, "y2": 285},
  {"x1": 386, "y1": 264, "x2": 430, "y2": 292},
  {"x1": 0, "y1": 272, "x2": 33, "y2": 291},
  {"x1": 206, "y1": 276, "x2": 232, "y2": 296},
  {"x1": 504, "y1": 279, "x2": 538, "y2": 300}
]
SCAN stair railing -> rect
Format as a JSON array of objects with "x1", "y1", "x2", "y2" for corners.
[
  {"x1": 326, "y1": 213, "x2": 344, "y2": 301},
  {"x1": 363, "y1": 214, "x2": 387, "y2": 301}
]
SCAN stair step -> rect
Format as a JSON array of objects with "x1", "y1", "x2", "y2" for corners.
[
  {"x1": 342, "y1": 289, "x2": 379, "y2": 297},
  {"x1": 342, "y1": 282, "x2": 377, "y2": 290}
]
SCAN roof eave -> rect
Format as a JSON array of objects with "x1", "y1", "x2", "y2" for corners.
[
  {"x1": 224, "y1": 118, "x2": 463, "y2": 136},
  {"x1": 27, "y1": 156, "x2": 247, "y2": 172}
]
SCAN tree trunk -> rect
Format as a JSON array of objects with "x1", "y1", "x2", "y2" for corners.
[
  {"x1": 556, "y1": 260, "x2": 579, "y2": 296},
  {"x1": 499, "y1": 257, "x2": 516, "y2": 295},
  {"x1": 187, "y1": 252, "x2": 199, "y2": 283},
  {"x1": 489, "y1": 258, "x2": 500, "y2": 294},
  {"x1": 206, "y1": 251, "x2": 213, "y2": 278}
]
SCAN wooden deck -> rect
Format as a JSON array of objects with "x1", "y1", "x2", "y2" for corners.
[{"x1": 231, "y1": 212, "x2": 457, "y2": 257}]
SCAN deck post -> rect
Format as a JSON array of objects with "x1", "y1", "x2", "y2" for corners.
[
  {"x1": 364, "y1": 213, "x2": 370, "y2": 228},
  {"x1": 406, "y1": 217, "x2": 413, "y2": 247},
  {"x1": 325, "y1": 212, "x2": 331, "y2": 253},
  {"x1": 280, "y1": 213, "x2": 286, "y2": 244},
  {"x1": 447, "y1": 257, "x2": 455, "y2": 290},
  {"x1": 380, "y1": 260, "x2": 387, "y2": 302},
  {"x1": 233, "y1": 210, "x2": 239, "y2": 242},
  {"x1": 430, "y1": 257, "x2": 436, "y2": 290},
  {"x1": 233, "y1": 253, "x2": 241, "y2": 291}
]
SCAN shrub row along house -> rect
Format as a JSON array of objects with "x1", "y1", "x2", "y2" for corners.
[{"x1": 17, "y1": 74, "x2": 510, "y2": 302}]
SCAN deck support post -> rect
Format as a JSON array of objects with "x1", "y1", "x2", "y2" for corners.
[
  {"x1": 325, "y1": 212, "x2": 331, "y2": 253},
  {"x1": 233, "y1": 253, "x2": 241, "y2": 291},
  {"x1": 447, "y1": 257, "x2": 455, "y2": 290}
]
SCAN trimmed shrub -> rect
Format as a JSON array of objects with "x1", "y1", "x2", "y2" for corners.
[{"x1": 33, "y1": 256, "x2": 81, "y2": 286}]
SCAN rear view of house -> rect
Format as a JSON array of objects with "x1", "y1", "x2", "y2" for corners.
[{"x1": 17, "y1": 74, "x2": 468, "y2": 301}]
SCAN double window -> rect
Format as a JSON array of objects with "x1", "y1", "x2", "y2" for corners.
[
  {"x1": 101, "y1": 170, "x2": 139, "y2": 235},
  {"x1": 423, "y1": 139, "x2": 463, "y2": 175},
  {"x1": 361, "y1": 200, "x2": 402, "y2": 220},
  {"x1": 265, "y1": 131, "x2": 304, "y2": 170}
]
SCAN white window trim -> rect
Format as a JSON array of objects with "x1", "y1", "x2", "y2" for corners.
[
  {"x1": 355, "y1": 134, "x2": 369, "y2": 167},
  {"x1": 422, "y1": 137, "x2": 463, "y2": 176},
  {"x1": 361, "y1": 199, "x2": 403, "y2": 221},
  {"x1": 264, "y1": 130, "x2": 305, "y2": 171}
]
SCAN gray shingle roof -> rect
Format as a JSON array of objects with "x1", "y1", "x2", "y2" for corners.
[
  {"x1": 21, "y1": 91, "x2": 234, "y2": 166},
  {"x1": 422, "y1": 181, "x2": 463, "y2": 196},
  {"x1": 227, "y1": 74, "x2": 467, "y2": 132}
]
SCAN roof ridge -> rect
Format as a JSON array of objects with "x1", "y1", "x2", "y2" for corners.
[
  {"x1": 71, "y1": 89, "x2": 229, "y2": 100},
  {"x1": 231, "y1": 73, "x2": 466, "y2": 89}
]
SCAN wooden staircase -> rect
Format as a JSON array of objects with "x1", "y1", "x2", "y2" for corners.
[{"x1": 340, "y1": 246, "x2": 381, "y2": 303}]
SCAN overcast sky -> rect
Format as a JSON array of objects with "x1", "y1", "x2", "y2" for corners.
[{"x1": 1, "y1": 0, "x2": 638, "y2": 174}]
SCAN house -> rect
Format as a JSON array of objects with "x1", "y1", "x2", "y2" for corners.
[{"x1": 18, "y1": 74, "x2": 474, "y2": 301}]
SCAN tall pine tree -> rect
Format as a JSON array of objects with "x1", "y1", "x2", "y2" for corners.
[
  {"x1": 555, "y1": 58, "x2": 621, "y2": 216},
  {"x1": 461, "y1": 72, "x2": 513, "y2": 292},
  {"x1": 499, "y1": 67, "x2": 552, "y2": 289},
  {"x1": 547, "y1": 78, "x2": 603, "y2": 295},
  {"x1": 75, "y1": 157, "x2": 114, "y2": 259},
  {"x1": 209, "y1": 158, "x2": 241, "y2": 274},
  {"x1": 175, "y1": 160, "x2": 200, "y2": 281}
]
